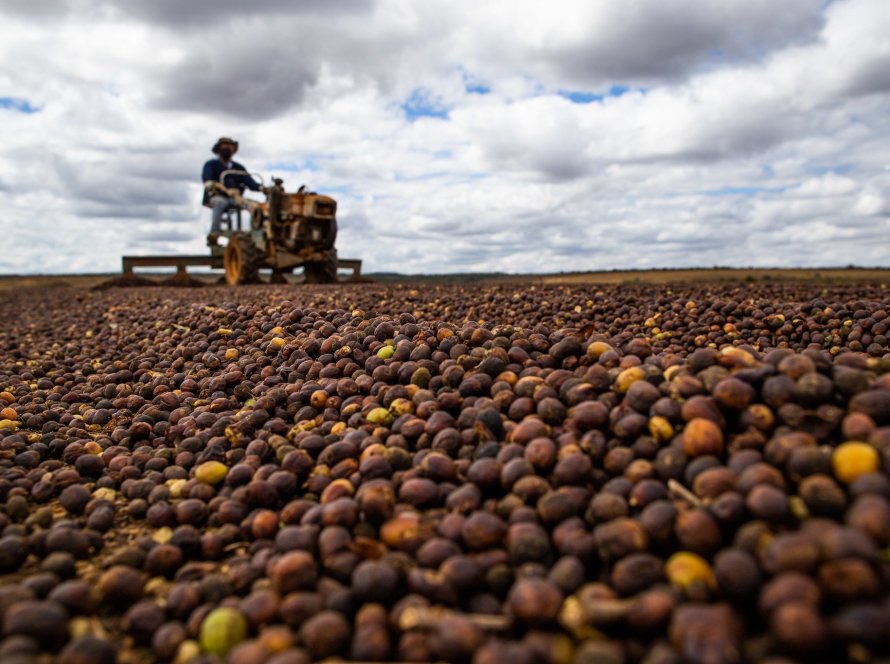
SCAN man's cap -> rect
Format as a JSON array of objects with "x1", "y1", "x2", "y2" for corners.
[{"x1": 212, "y1": 137, "x2": 239, "y2": 154}]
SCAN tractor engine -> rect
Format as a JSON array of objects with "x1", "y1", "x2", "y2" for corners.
[{"x1": 267, "y1": 181, "x2": 337, "y2": 252}]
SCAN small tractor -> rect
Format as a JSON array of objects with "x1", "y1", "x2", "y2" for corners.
[{"x1": 208, "y1": 172, "x2": 339, "y2": 285}]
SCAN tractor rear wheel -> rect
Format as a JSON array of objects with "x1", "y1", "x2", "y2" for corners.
[
  {"x1": 304, "y1": 251, "x2": 338, "y2": 284},
  {"x1": 224, "y1": 234, "x2": 261, "y2": 285}
]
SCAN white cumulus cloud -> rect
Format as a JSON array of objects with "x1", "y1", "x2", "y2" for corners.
[{"x1": 0, "y1": 0, "x2": 888, "y2": 275}]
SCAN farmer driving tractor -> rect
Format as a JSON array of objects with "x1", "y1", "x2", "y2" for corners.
[
  {"x1": 196, "y1": 136, "x2": 344, "y2": 285},
  {"x1": 201, "y1": 136, "x2": 263, "y2": 246}
]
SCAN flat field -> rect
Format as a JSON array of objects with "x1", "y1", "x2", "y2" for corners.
[
  {"x1": 1, "y1": 266, "x2": 889, "y2": 290},
  {"x1": 0, "y1": 276, "x2": 888, "y2": 663}
]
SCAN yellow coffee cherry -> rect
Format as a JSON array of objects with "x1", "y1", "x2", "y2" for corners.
[{"x1": 832, "y1": 441, "x2": 879, "y2": 484}]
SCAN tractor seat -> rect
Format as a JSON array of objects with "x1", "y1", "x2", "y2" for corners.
[
  {"x1": 202, "y1": 200, "x2": 244, "y2": 232},
  {"x1": 220, "y1": 205, "x2": 243, "y2": 231}
]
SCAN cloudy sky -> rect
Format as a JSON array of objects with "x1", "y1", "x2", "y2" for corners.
[{"x1": 1, "y1": 0, "x2": 888, "y2": 275}]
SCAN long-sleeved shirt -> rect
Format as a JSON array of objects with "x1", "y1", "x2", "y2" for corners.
[{"x1": 201, "y1": 158, "x2": 262, "y2": 192}]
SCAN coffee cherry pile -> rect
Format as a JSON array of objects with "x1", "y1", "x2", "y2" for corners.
[{"x1": 0, "y1": 279, "x2": 887, "y2": 663}]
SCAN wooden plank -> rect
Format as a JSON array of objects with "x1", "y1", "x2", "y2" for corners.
[
  {"x1": 336, "y1": 258, "x2": 362, "y2": 281},
  {"x1": 122, "y1": 254, "x2": 363, "y2": 282},
  {"x1": 123, "y1": 255, "x2": 222, "y2": 267},
  {"x1": 122, "y1": 255, "x2": 222, "y2": 276}
]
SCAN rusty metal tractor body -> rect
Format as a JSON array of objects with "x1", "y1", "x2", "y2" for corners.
[{"x1": 211, "y1": 175, "x2": 339, "y2": 285}]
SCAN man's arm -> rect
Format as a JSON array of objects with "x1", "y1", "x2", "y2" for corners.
[
  {"x1": 201, "y1": 160, "x2": 217, "y2": 183},
  {"x1": 245, "y1": 173, "x2": 262, "y2": 192},
  {"x1": 231, "y1": 161, "x2": 261, "y2": 192}
]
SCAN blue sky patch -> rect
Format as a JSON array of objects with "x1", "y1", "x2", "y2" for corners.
[
  {"x1": 317, "y1": 184, "x2": 353, "y2": 196},
  {"x1": 465, "y1": 81, "x2": 491, "y2": 95},
  {"x1": 394, "y1": 170, "x2": 489, "y2": 183},
  {"x1": 0, "y1": 97, "x2": 40, "y2": 113},
  {"x1": 402, "y1": 88, "x2": 450, "y2": 121},
  {"x1": 704, "y1": 185, "x2": 787, "y2": 196},
  {"x1": 559, "y1": 90, "x2": 603, "y2": 104},
  {"x1": 558, "y1": 84, "x2": 644, "y2": 104},
  {"x1": 460, "y1": 68, "x2": 491, "y2": 95},
  {"x1": 266, "y1": 158, "x2": 320, "y2": 173},
  {"x1": 809, "y1": 164, "x2": 853, "y2": 176}
]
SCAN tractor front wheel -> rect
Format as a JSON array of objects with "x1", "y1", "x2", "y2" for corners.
[
  {"x1": 304, "y1": 251, "x2": 338, "y2": 284},
  {"x1": 224, "y1": 234, "x2": 261, "y2": 285}
]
